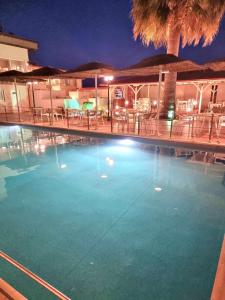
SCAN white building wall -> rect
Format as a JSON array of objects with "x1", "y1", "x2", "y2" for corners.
[
  {"x1": 0, "y1": 83, "x2": 29, "y2": 112},
  {"x1": 0, "y1": 44, "x2": 29, "y2": 61},
  {"x1": 215, "y1": 83, "x2": 225, "y2": 103}
]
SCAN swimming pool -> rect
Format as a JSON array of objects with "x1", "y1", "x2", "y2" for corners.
[{"x1": 0, "y1": 125, "x2": 225, "y2": 299}]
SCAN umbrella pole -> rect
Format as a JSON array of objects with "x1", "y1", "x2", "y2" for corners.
[
  {"x1": 14, "y1": 78, "x2": 21, "y2": 122},
  {"x1": 49, "y1": 77, "x2": 53, "y2": 125}
]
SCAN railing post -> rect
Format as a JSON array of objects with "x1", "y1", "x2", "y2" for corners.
[
  {"x1": 95, "y1": 110, "x2": 98, "y2": 129},
  {"x1": 4, "y1": 106, "x2": 8, "y2": 121},
  {"x1": 191, "y1": 116, "x2": 195, "y2": 138},
  {"x1": 18, "y1": 106, "x2": 21, "y2": 122},
  {"x1": 170, "y1": 119, "x2": 173, "y2": 138},
  {"x1": 111, "y1": 110, "x2": 113, "y2": 133},
  {"x1": 49, "y1": 110, "x2": 52, "y2": 126},
  {"x1": 137, "y1": 114, "x2": 141, "y2": 135},
  {"x1": 66, "y1": 109, "x2": 69, "y2": 128},
  {"x1": 209, "y1": 113, "x2": 214, "y2": 142},
  {"x1": 32, "y1": 108, "x2": 35, "y2": 124},
  {"x1": 87, "y1": 110, "x2": 90, "y2": 130}
]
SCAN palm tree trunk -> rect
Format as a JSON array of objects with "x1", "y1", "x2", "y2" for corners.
[{"x1": 161, "y1": 25, "x2": 180, "y2": 118}]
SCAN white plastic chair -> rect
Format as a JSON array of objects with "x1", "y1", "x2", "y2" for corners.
[{"x1": 217, "y1": 116, "x2": 225, "y2": 137}]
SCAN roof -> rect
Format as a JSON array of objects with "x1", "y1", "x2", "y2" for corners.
[
  {"x1": 26, "y1": 66, "x2": 64, "y2": 78},
  {"x1": 0, "y1": 32, "x2": 38, "y2": 50},
  {"x1": 64, "y1": 61, "x2": 116, "y2": 78},
  {"x1": 0, "y1": 70, "x2": 45, "y2": 82},
  {"x1": 119, "y1": 54, "x2": 204, "y2": 76},
  {"x1": 111, "y1": 69, "x2": 225, "y2": 85},
  {"x1": 204, "y1": 57, "x2": 225, "y2": 71}
]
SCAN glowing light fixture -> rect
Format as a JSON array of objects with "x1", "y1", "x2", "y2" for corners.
[
  {"x1": 154, "y1": 187, "x2": 162, "y2": 192},
  {"x1": 101, "y1": 174, "x2": 108, "y2": 179},
  {"x1": 60, "y1": 164, "x2": 67, "y2": 169},
  {"x1": 193, "y1": 100, "x2": 198, "y2": 106},
  {"x1": 104, "y1": 75, "x2": 114, "y2": 82}
]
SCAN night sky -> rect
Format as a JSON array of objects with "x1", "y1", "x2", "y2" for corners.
[{"x1": 1, "y1": 0, "x2": 225, "y2": 70}]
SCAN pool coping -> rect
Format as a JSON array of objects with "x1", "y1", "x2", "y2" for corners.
[
  {"x1": 1, "y1": 120, "x2": 225, "y2": 154},
  {"x1": 211, "y1": 236, "x2": 225, "y2": 300}
]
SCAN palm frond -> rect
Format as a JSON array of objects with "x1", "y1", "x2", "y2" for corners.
[{"x1": 131, "y1": 0, "x2": 225, "y2": 48}]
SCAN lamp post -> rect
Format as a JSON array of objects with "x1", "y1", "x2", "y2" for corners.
[{"x1": 104, "y1": 75, "x2": 114, "y2": 121}]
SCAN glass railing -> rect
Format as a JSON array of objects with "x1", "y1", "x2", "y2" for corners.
[{"x1": 0, "y1": 105, "x2": 225, "y2": 146}]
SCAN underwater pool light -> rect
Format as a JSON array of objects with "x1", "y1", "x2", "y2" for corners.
[
  {"x1": 106, "y1": 157, "x2": 114, "y2": 166},
  {"x1": 118, "y1": 139, "x2": 135, "y2": 146}
]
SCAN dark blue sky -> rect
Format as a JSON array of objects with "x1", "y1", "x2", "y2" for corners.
[{"x1": 1, "y1": 0, "x2": 225, "y2": 69}]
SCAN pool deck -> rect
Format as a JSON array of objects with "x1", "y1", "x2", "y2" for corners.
[
  {"x1": 0, "y1": 278, "x2": 27, "y2": 300},
  {"x1": 1, "y1": 119, "x2": 225, "y2": 153},
  {"x1": 211, "y1": 236, "x2": 225, "y2": 300}
]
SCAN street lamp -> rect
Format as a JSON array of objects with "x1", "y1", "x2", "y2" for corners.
[{"x1": 104, "y1": 75, "x2": 114, "y2": 120}]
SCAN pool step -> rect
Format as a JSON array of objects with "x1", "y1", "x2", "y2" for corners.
[
  {"x1": 211, "y1": 235, "x2": 225, "y2": 300},
  {"x1": 0, "y1": 278, "x2": 27, "y2": 300}
]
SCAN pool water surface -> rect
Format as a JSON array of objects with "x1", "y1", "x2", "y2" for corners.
[{"x1": 0, "y1": 125, "x2": 225, "y2": 300}]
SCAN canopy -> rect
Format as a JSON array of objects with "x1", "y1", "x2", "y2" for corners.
[
  {"x1": 0, "y1": 70, "x2": 28, "y2": 82},
  {"x1": 111, "y1": 69, "x2": 225, "y2": 85},
  {"x1": 64, "y1": 61, "x2": 116, "y2": 78},
  {"x1": 204, "y1": 58, "x2": 225, "y2": 71},
  {"x1": 118, "y1": 54, "x2": 204, "y2": 76},
  {"x1": 0, "y1": 69, "x2": 45, "y2": 82},
  {"x1": 26, "y1": 66, "x2": 64, "y2": 78}
]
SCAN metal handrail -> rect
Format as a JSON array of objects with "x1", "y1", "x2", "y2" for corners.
[{"x1": 0, "y1": 251, "x2": 71, "y2": 300}]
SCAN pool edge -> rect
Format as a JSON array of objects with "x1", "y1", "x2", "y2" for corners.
[{"x1": 1, "y1": 120, "x2": 225, "y2": 154}]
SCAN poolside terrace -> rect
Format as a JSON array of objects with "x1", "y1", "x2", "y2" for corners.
[
  {"x1": 0, "y1": 107, "x2": 225, "y2": 154},
  {"x1": 1, "y1": 55, "x2": 225, "y2": 152}
]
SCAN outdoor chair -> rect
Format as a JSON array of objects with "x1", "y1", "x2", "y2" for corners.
[
  {"x1": 53, "y1": 107, "x2": 64, "y2": 121},
  {"x1": 85, "y1": 110, "x2": 104, "y2": 127},
  {"x1": 217, "y1": 116, "x2": 225, "y2": 137},
  {"x1": 66, "y1": 109, "x2": 84, "y2": 126},
  {"x1": 96, "y1": 110, "x2": 104, "y2": 125},
  {"x1": 42, "y1": 109, "x2": 51, "y2": 122},
  {"x1": 33, "y1": 107, "x2": 50, "y2": 122},
  {"x1": 113, "y1": 109, "x2": 128, "y2": 132},
  {"x1": 172, "y1": 115, "x2": 193, "y2": 137},
  {"x1": 140, "y1": 113, "x2": 157, "y2": 135},
  {"x1": 79, "y1": 110, "x2": 97, "y2": 127}
]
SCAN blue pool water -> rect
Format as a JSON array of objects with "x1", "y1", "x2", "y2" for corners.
[{"x1": 0, "y1": 125, "x2": 225, "y2": 300}]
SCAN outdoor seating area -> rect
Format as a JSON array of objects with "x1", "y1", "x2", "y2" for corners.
[
  {"x1": 1, "y1": 55, "x2": 225, "y2": 147},
  {"x1": 1, "y1": 102, "x2": 225, "y2": 147}
]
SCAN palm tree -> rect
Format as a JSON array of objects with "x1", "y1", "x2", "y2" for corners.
[{"x1": 131, "y1": 0, "x2": 225, "y2": 116}]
